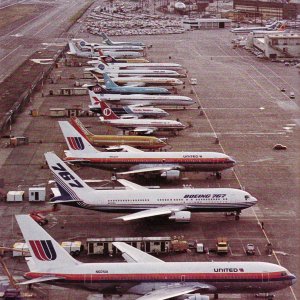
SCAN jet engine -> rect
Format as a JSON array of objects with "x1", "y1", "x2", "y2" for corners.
[
  {"x1": 169, "y1": 211, "x2": 191, "y2": 222},
  {"x1": 161, "y1": 170, "x2": 181, "y2": 181},
  {"x1": 183, "y1": 294, "x2": 210, "y2": 300}
]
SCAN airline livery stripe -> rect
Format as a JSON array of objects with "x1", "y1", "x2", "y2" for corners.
[{"x1": 26, "y1": 272, "x2": 293, "y2": 283}]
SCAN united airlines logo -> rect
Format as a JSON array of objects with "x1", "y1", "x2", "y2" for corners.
[
  {"x1": 214, "y1": 268, "x2": 244, "y2": 272},
  {"x1": 67, "y1": 137, "x2": 84, "y2": 150},
  {"x1": 29, "y1": 240, "x2": 57, "y2": 261}
]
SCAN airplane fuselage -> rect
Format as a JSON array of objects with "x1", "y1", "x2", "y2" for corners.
[
  {"x1": 23, "y1": 262, "x2": 295, "y2": 294},
  {"x1": 64, "y1": 152, "x2": 236, "y2": 173},
  {"x1": 91, "y1": 93, "x2": 195, "y2": 106},
  {"x1": 53, "y1": 187, "x2": 256, "y2": 214}
]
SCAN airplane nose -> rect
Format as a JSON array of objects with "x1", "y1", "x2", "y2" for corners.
[
  {"x1": 228, "y1": 156, "x2": 236, "y2": 165},
  {"x1": 291, "y1": 274, "x2": 297, "y2": 285}
]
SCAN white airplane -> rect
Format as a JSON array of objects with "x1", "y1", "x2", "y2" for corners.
[
  {"x1": 87, "y1": 85, "x2": 196, "y2": 107},
  {"x1": 86, "y1": 62, "x2": 182, "y2": 78},
  {"x1": 59, "y1": 121, "x2": 236, "y2": 179},
  {"x1": 96, "y1": 100, "x2": 186, "y2": 135},
  {"x1": 45, "y1": 152, "x2": 255, "y2": 220},
  {"x1": 92, "y1": 70, "x2": 183, "y2": 86},
  {"x1": 88, "y1": 97, "x2": 168, "y2": 118},
  {"x1": 87, "y1": 57, "x2": 183, "y2": 71},
  {"x1": 100, "y1": 32, "x2": 146, "y2": 47},
  {"x1": 16, "y1": 214, "x2": 296, "y2": 298},
  {"x1": 230, "y1": 21, "x2": 286, "y2": 34},
  {"x1": 72, "y1": 38, "x2": 144, "y2": 52},
  {"x1": 68, "y1": 41, "x2": 143, "y2": 59}
]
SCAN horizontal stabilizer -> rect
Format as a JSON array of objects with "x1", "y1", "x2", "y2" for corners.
[{"x1": 18, "y1": 276, "x2": 65, "y2": 285}]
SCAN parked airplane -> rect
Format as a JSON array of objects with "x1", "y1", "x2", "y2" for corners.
[
  {"x1": 88, "y1": 97, "x2": 168, "y2": 118},
  {"x1": 100, "y1": 32, "x2": 145, "y2": 47},
  {"x1": 87, "y1": 84, "x2": 195, "y2": 107},
  {"x1": 86, "y1": 63, "x2": 182, "y2": 78},
  {"x1": 68, "y1": 41, "x2": 143, "y2": 59},
  {"x1": 87, "y1": 57, "x2": 183, "y2": 71},
  {"x1": 92, "y1": 70, "x2": 183, "y2": 86},
  {"x1": 90, "y1": 73, "x2": 171, "y2": 94},
  {"x1": 59, "y1": 121, "x2": 235, "y2": 179},
  {"x1": 72, "y1": 39, "x2": 144, "y2": 52},
  {"x1": 98, "y1": 49, "x2": 149, "y2": 63},
  {"x1": 230, "y1": 21, "x2": 285, "y2": 34},
  {"x1": 16, "y1": 214, "x2": 296, "y2": 298},
  {"x1": 70, "y1": 117, "x2": 167, "y2": 150},
  {"x1": 46, "y1": 152, "x2": 254, "y2": 220},
  {"x1": 96, "y1": 100, "x2": 186, "y2": 135}
]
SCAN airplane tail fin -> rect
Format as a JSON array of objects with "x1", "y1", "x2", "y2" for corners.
[
  {"x1": 58, "y1": 121, "x2": 99, "y2": 155},
  {"x1": 68, "y1": 41, "x2": 78, "y2": 55},
  {"x1": 70, "y1": 117, "x2": 93, "y2": 139},
  {"x1": 98, "y1": 100, "x2": 119, "y2": 120},
  {"x1": 103, "y1": 55, "x2": 117, "y2": 64},
  {"x1": 103, "y1": 73, "x2": 119, "y2": 89},
  {"x1": 101, "y1": 32, "x2": 112, "y2": 45},
  {"x1": 45, "y1": 151, "x2": 94, "y2": 203},
  {"x1": 95, "y1": 62, "x2": 110, "y2": 73},
  {"x1": 16, "y1": 214, "x2": 79, "y2": 272}
]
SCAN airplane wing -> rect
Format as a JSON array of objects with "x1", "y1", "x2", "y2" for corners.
[
  {"x1": 132, "y1": 127, "x2": 157, "y2": 134},
  {"x1": 113, "y1": 242, "x2": 163, "y2": 263},
  {"x1": 117, "y1": 179, "x2": 148, "y2": 190},
  {"x1": 117, "y1": 166, "x2": 179, "y2": 175},
  {"x1": 116, "y1": 205, "x2": 186, "y2": 221},
  {"x1": 136, "y1": 283, "x2": 213, "y2": 300},
  {"x1": 18, "y1": 276, "x2": 65, "y2": 285},
  {"x1": 105, "y1": 145, "x2": 144, "y2": 153}
]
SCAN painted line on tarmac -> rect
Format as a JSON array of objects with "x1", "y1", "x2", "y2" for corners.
[
  {"x1": 0, "y1": 45, "x2": 21, "y2": 63},
  {"x1": 190, "y1": 79, "x2": 298, "y2": 300}
]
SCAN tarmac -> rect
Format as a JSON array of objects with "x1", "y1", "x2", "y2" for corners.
[{"x1": 0, "y1": 8, "x2": 299, "y2": 300}]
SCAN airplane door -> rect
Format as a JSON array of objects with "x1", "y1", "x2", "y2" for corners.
[
  {"x1": 181, "y1": 275, "x2": 185, "y2": 282},
  {"x1": 262, "y1": 272, "x2": 269, "y2": 283},
  {"x1": 84, "y1": 274, "x2": 92, "y2": 285}
]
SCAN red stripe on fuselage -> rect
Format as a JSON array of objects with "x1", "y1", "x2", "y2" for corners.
[{"x1": 25, "y1": 271, "x2": 286, "y2": 282}]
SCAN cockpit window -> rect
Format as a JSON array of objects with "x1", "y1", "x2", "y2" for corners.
[{"x1": 245, "y1": 195, "x2": 250, "y2": 200}]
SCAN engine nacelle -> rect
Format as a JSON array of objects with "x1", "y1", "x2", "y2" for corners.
[
  {"x1": 161, "y1": 170, "x2": 181, "y2": 181},
  {"x1": 183, "y1": 294, "x2": 210, "y2": 300},
  {"x1": 169, "y1": 211, "x2": 191, "y2": 223}
]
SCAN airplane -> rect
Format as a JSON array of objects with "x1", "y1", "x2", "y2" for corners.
[
  {"x1": 96, "y1": 100, "x2": 186, "y2": 135},
  {"x1": 16, "y1": 214, "x2": 296, "y2": 299},
  {"x1": 87, "y1": 57, "x2": 184, "y2": 71},
  {"x1": 87, "y1": 84, "x2": 196, "y2": 107},
  {"x1": 89, "y1": 73, "x2": 171, "y2": 94},
  {"x1": 86, "y1": 62, "x2": 183, "y2": 78},
  {"x1": 68, "y1": 41, "x2": 143, "y2": 59},
  {"x1": 88, "y1": 97, "x2": 169, "y2": 118},
  {"x1": 72, "y1": 38, "x2": 144, "y2": 52},
  {"x1": 59, "y1": 121, "x2": 236, "y2": 179},
  {"x1": 230, "y1": 21, "x2": 286, "y2": 34},
  {"x1": 100, "y1": 32, "x2": 146, "y2": 47},
  {"x1": 45, "y1": 151, "x2": 255, "y2": 220},
  {"x1": 70, "y1": 117, "x2": 167, "y2": 150},
  {"x1": 92, "y1": 70, "x2": 183, "y2": 86},
  {"x1": 98, "y1": 49, "x2": 149, "y2": 63}
]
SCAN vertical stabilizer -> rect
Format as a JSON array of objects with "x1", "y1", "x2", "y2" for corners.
[
  {"x1": 16, "y1": 215, "x2": 79, "y2": 271},
  {"x1": 103, "y1": 73, "x2": 119, "y2": 89},
  {"x1": 58, "y1": 121, "x2": 99, "y2": 155},
  {"x1": 98, "y1": 100, "x2": 120, "y2": 120}
]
